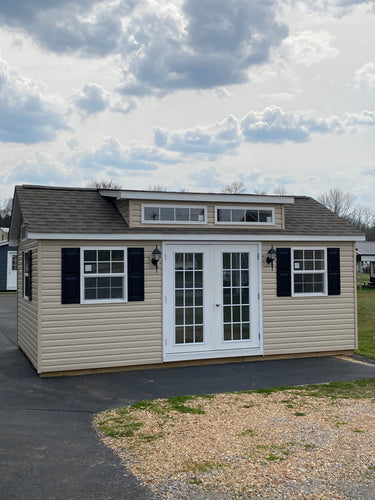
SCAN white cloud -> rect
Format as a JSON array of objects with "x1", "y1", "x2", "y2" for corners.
[
  {"x1": 0, "y1": 57, "x2": 68, "y2": 144},
  {"x1": 154, "y1": 115, "x2": 241, "y2": 157},
  {"x1": 353, "y1": 62, "x2": 375, "y2": 89},
  {"x1": 73, "y1": 136, "x2": 180, "y2": 173},
  {"x1": 240, "y1": 107, "x2": 346, "y2": 144},
  {"x1": 0, "y1": 1, "x2": 134, "y2": 57},
  {"x1": 7, "y1": 153, "x2": 71, "y2": 184},
  {"x1": 281, "y1": 30, "x2": 339, "y2": 66},
  {"x1": 241, "y1": 107, "x2": 311, "y2": 143},
  {"x1": 70, "y1": 83, "x2": 110, "y2": 116},
  {"x1": 296, "y1": 0, "x2": 375, "y2": 17},
  {"x1": 345, "y1": 109, "x2": 375, "y2": 127}
]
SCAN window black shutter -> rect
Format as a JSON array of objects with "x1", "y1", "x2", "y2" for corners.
[
  {"x1": 128, "y1": 248, "x2": 144, "y2": 301},
  {"x1": 28, "y1": 250, "x2": 32, "y2": 301},
  {"x1": 327, "y1": 248, "x2": 341, "y2": 296},
  {"x1": 61, "y1": 248, "x2": 80, "y2": 304},
  {"x1": 276, "y1": 248, "x2": 291, "y2": 297}
]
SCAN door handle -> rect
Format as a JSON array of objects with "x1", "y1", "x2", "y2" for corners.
[{"x1": 216, "y1": 304, "x2": 220, "y2": 307}]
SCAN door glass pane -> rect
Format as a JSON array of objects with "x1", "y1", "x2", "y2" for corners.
[
  {"x1": 222, "y1": 252, "x2": 251, "y2": 342},
  {"x1": 232, "y1": 288, "x2": 241, "y2": 304},
  {"x1": 232, "y1": 253, "x2": 240, "y2": 269},
  {"x1": 224, "y1": 323, "x2": 232, "y2": 341},
  {"x1": 185, "y1": 307, "x2": 194, "y2": 325},
  {"x1": 185, "y1": 289, "x2": 194, "y2": 306},
  {"x1": 175, "y1": 290, "x2": 184, "y2": 306},
  {"x1": 174, "y1": 252, "x2": 204, "y2": 345},
  {"x1": 195, "y1": 326, "x2": 203, "y2": 343},
  {"x1": 175, "y1": 327, "x2": 184, "y2": 344},
  {"x1": 195, "y1": 289, "x2": 203, "y2": 306},
  {"x1": 195, "y1": 271, "x2": 203, "y2": 288},
  {"x1": 223, "y1": 253, "x2": 230, "y2": 269},
  {"x1": 242, "y1": 323, "x2": 250, "y2": 339},
  {"x1": 233, "y1": 324, "x2": 241, "y2": 340},
  {"x1": 195, "y1": 253, "x2": 203, "y2": 270},
  {"x1": 185, "y1": 326, "x2": 194, "y2": 343},
  {"x1": 175, "y1": 253, "x2": 184, "y2": 270}
]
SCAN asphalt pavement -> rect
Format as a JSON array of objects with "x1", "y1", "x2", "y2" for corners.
[{"x1": 1, "y1": 294, "x2": 375, "y2": 499}]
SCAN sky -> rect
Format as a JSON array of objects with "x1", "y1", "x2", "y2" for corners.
[{"x1": 0, "y1": 0, "x2": 374, "y2": 211}]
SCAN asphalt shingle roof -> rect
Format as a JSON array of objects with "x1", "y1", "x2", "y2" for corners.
[
  {"x1": 14, "y1": 185, "x2": 363, "y2": 238},
  {"x1": 16, "y1": 185, "x2": 128, "y2": 234}
]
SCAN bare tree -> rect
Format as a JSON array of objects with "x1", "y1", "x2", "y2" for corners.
[
  {"x1": 221, "y1": 180, "x2": 246, "y2": 194},
  {"x1": 317, "y1": 188, "x2": 375, "y2": 239},
  {"x1": 87, "y1": 179, "x2": 123, "y2": 189},
  {"x1": 147, "y1": 184, "x2": 169, "y2": 191},
  {"x1": 273, "y1": 185, "x2": 287, "y2": 195},
  {"x1": 351, "y1": 206, "x2": 374, "y2": 231},
  {"x1": 0, "y1": 197, "x2": 12, "y2": 227},
  {"x1": 317, "y1": 188, "x2": 356, "y2": 219},
  {"x1": 0, "y1": 197, "x2": 13, "y2": 216}
]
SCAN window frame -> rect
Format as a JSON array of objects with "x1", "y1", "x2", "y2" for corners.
[
  {"x1": 291, "y1": 247, "x2": 328, "y2": 297},
  {"x1": 141, "y1": 204, "x2": 207, "y2": 224},
  {"x1": 23, "y1": 250, "x2": 31, "y2": 300},
  {"x1": 80, "y1": 247, "x2": 127, "y2": 304},
  {"x1": 214, "y1": 206, "x2": 275, "y2": 225}
]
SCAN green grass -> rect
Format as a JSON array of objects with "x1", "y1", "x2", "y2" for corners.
[
  {"x1": 97, "y1": 394, "x2": 215, "y2": 444},
  {"x1": 356, "y1": 288, "x2": 375, "y2": 360},
  {"x1": 357, "y1": 272, "x2": 370, "y2": 286}
]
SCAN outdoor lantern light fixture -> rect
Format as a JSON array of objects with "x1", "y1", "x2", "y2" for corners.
[
  {"x1": 152, "y1": 245, "x2": 161, "y2": 271},
  {"x1": 266, "y1": 245, "x2": 276, "y2": 270}
]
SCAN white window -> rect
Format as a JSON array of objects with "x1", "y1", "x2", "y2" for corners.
[
  {"x1": 23, "y1": 250, "x2": 31, "y2": 300},
  {"x1": 215, "y1": 206, "x2": 274, "y2": 225},
  {"x1": 81, "y1": 248, "x2": 127, "y2": 304},
  {"x1": 142, "y1": 205, "x2": 207, "y2": 224},
  {"x1": 292, "y1": 248, "x2": 327, "y2": 296}
]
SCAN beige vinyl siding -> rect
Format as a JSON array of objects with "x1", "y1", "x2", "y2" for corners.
[
  {"x1": 115, "y1": 199, "x2": 129, "y2": 224},
  {"x1": 261, "y1": 241, "x2": 357, "y2": 355},
  {"x1": 129, "y1": 200, "x2": 283, "y2": 229},
  {"x1": 39, "y1": 240, "x2": 162, "y2": 373},
  {"x1": 17, "y1": 239, "x2": 39, "y2": 370}
]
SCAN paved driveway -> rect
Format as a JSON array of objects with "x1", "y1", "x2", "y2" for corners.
[{"x1": 1, "y1": 295, "x2": 375, "y2": 499}]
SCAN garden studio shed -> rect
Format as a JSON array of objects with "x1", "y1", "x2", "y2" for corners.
[{"x1": 9, "y1": 185, "x2": 364, "y2": 376}]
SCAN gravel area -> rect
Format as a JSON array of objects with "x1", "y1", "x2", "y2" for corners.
[{"x1": 95, "y1": 391, "x2": 375, "y2": 499}]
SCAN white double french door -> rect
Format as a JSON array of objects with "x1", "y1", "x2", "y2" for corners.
[{"x1": 163, "y1": 243, "x2": 261, "y2": 361}]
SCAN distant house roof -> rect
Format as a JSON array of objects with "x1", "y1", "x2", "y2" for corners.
[
  {"x1": 9, "y1": 184, "x2": 365, "y2": 244},
  {"x1": 356, "y1": 241, "x2": 375, "y2": 257}
]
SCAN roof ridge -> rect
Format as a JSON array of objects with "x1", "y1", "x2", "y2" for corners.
[{"x1": 19, "y1": 184, "x2": 97, "y2": 192}]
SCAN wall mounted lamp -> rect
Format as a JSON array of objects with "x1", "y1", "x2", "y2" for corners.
[
  {"x1": 151, "y1": 245, "x2": 161, "y2": 271},
  {"x1": 266, "y1": 245, "x2": 276, "y2": 270}
]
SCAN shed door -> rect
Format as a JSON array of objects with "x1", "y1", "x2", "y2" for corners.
[
  {"x1": 7, "y1": 251, "x2": 17, "y2": 290},
  {"x1": 163, "y1": 244, "x2": 261, "y2": 362}
]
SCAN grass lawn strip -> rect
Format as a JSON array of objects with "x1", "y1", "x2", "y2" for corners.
[
  {"x1": 94, "y1": 379, "x2": 375, "y2": 499},
  {"x1": 356, "y1": 288, "x2": 375, "y2": 360}
]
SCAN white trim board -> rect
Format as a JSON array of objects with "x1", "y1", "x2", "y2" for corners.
[
  {"x1": 26, "y1": 232, "x2": 365, "y2": 242},
  {"x1": 100, "y1": 190, "x2": 295, "y2": 205}
]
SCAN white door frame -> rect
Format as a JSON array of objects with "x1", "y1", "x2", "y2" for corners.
[
  {"x1": 162, "y1": 241, "x2": 263, "y2": 362},
  {"x1": 7, "y1": 251, "x2": 17, "y2": 290}
]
